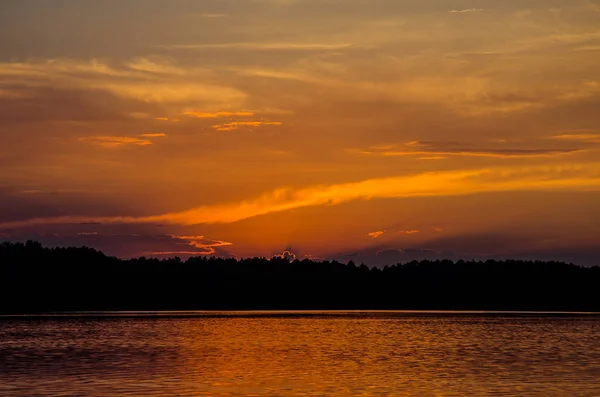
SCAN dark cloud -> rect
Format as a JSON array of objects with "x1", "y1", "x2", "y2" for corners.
[
  {"x1": 273, "y1": 248, "x2": 298, "y2": 261},
  {"x1": 0, "y1": 230, "x2": 235, "y2": 259},
  {"x1": 358, "y1": 141, "x2": 579, "y2": 159},
  {"x1": 0, "y1": 85, "x2": 136, "y2": 123},
  {"x1": 507, "y1": 245, "x2": 600, "y2": 267},
  {"x1": 418, "y1": 233, "x2": 534, "y2": 256},
  {"x1": 325, "y1": 232, "x2": 600, "y2": 267},
  {"x1": 328, "y1": 247, "x2": 446, "y2": 267},
  {"x1": 0, "y1": 187, "x2": 135, "y2": 224}
]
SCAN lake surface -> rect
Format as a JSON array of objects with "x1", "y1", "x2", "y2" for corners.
[{"x1": 1, "y1": 312, "x2": 600, "y2": 396}]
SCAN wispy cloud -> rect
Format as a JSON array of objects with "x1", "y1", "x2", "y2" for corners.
[
  {"x1": 274, "y1": 250, "x2": 297, "y2": 261},
  {"x1": 399, "y1": 230, "x2": 420, "y2": 235},
  {"x1": 79, "y1": 136, "x2": 153, "y2": 148},
  {"x1": 419, "y1": 156, "x2": 446, "y2": 161},
  {"x1": 198, "y1": 13, "x2": 229, "y2": 18},
  {"x1": 150, "y1": 235, "x2": 233, "y2": 256},
  {"x1": 125, "y1": 58, "x2": 188, "y2": 75},
  {"x1": 213, "y1": 121, "x2": 283, "y2": 131},
  {"x1": 79, "y1": 133, "x2": 166, "y2": 147},
  {"x1": 357, "y1": 141, "x2": 578, "y2": 159},
  {"x1": 368, "y1": 231, "x2": 385, "y2": 239},
  {"x1": 184, "y1": 111, "x2": 254, "y2": 118},
  {"x1": 2, "y1": 162, "x2": 600, "y2": 230},
  {"x1": 0, "y1": 58, "x2": 246, "y2": 108},
  {"x1": 448, "y1": 8, "x2": 485, "y2": 13},
  {"x1": 140, "y1": 133, "x2": 167, "y2": 138},
  {"x1": 551, "y1": 133, "x2": 600, "y2": 144},
  {"x1": 234, "y1": 66, "x2": 600, "y2": 117},
  {"x1": 161, "y1": 43, "x2": 360, "y2": 51}
]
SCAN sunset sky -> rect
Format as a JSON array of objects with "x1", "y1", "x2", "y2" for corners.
[{"x1": 1, "y1": 0, "x2": 600, "y2": 265}]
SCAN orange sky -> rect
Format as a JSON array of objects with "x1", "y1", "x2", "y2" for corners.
[{"x1": 1, "y1": 0, "x2": 599, "y2": 265}]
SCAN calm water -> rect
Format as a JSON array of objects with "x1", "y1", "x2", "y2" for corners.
[{"x1": 1, "y1": 312, "x2": 600, "y2": 396}]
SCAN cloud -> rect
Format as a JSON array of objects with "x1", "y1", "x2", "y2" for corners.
[
  {"x1": 0, "y1": 58, "x2": 246, "y2": 109},
  {"x1": 150, "y1": 235, "x2": 233, "y2": 256},
  {"x1": 125, "y1": 58, "x2": 188, "y2": 75},
  {"x1": 184, "y1": 111, "x2": 255, "y2": 118},
  {"x1": 140, "y1": 133, "x2": 167, "y2": 138},
  {"x1": 100, "y1": 81, "x2": 245, "y2": 105},
  {"x1": 198, "y1": 13, "x2": 229, "y2": 18},
  {"x1": 2, "y1": 162, "x2": 600, "y2": 230},
  {"x1": 213, "y1": 121, "x2": 283, "y2": 131},
  {"x1": 357, "y1": 141, "x2": 579, "y2": 159},
  {"x1": 448, "y1": 9, "x2": 485, "y2": 13},
  {"x1": 419, "y1": 156, "x2": 446, "y2": 161},
  {"x1": 234, "y1": 65, "x2": 600, "y2": 117},
  {"x1": 161, "y1": 43, "x2": 360, "y2": 51},
  {"x1": 366, "y1": 229, "x2": 420, "y2": 239},
  {"x1": 7, "y1": 231, "x2": 234, "y2": 259},
  {"x1": 0, "y1": 84, "x2": 131, "y2": 123},
  {"x1": 79, "y1": 136, "x2": 153, "y2": 148},
  {"x1": 79, "y1": 132, "x2": 166, "y2": 147},
  {"x1": 327, "y1": 248, "x2": 446, "y2": 267},
  {"x1": 275, "y1": 250, "x2": 297, "y2": 261},
  {"x1": 551, "y1": 133, "x2": 600, "y2": 144},
  {"x1": 327, "y1": 234, "x2": 600, "y2": 267},
  {"x1": 400, "y1": 230, "x2": 420, "y2": 235},
  {"x1": 368, "y1": 231, "x2": 385, "y2": 239}
]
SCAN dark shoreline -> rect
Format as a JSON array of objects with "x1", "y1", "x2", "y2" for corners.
[
  {"x1": 2, "y1": 241, "x2": 600, "y2": 314},
  {"x1": 2, "y1": 310, "x2": 600, "y2": 321}
]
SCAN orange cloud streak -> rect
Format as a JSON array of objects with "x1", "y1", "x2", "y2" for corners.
[
  {"x1": 2, "y1": 163, "x2": 600, "y2": 229},
  {"x1": 147, "y1": 235, "x2": 233, "y2": 256},
  {"x1": 551, "y1": 133, "x2": 600, "y2": 143},
  {"x1": 79, "y1": 136, "x2": 153, "y2": 148},
  {"x1": 140, "y1": 133, "x2": 167, "y2": 138},
  {"x1": 357, "y1": 141, "x2": 579, "y2": 159},
  {"x1": 213, "y1": 121, "x2": 283, "y2": 131},
  {"x1": 185, "y1": 111, "x2": 255, "y2": 118},
  {"x1": 368, "y1": 231, "x2": 385, "y2": 239},
  {"x1": 361, "y1": 149, "x2": 577, "y2": 159}
]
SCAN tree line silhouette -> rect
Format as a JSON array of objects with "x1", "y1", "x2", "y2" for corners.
[{"x1": 1, "y1": 241, "x2": 599, "y2": 313}]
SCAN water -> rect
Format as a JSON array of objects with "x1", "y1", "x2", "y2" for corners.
[{"x1": 1, "y1": 312, "x2": 600, "y2": 396}]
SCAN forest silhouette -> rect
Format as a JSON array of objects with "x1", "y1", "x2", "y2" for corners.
[{"x1": 1, "y1": 241, "x2": 599, "y2": 314}]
